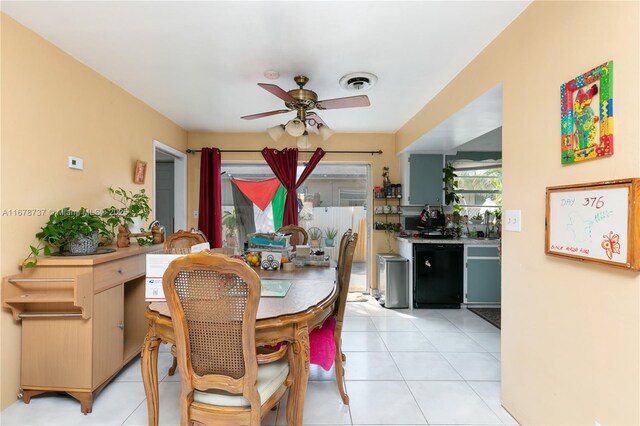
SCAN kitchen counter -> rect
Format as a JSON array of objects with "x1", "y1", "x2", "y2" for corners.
[{"x1": 396, "y1": 236, "x2": 500, "y2": 245}]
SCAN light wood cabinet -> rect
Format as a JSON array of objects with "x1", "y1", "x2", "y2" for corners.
[{"x1": 2, "y1": 245, "x2": 160, "y2": 413}]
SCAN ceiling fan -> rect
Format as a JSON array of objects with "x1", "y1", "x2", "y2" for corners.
[{"x1": 241, "y1": 75, "x2": 370, "y2": 146}]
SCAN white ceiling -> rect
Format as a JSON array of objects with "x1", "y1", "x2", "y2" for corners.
[
  {"x1": 399, "y1": 83, "x2": 503, "y2": 153},
  {"x1": 1, "y1": 1, "x2": 529, "y2": 134}
]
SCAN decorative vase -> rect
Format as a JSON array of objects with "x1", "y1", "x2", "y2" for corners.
[
  {"x1": 69, "y1": 230, "x2": 99, "y2": 255},
  {"x1": 324, "y1": 238, "x2": 335, "y2": 247},
  {"x1": 127, "y1": 216, "x2": 145, "y2": 234}
]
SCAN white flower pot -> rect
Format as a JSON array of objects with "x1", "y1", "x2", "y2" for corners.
[{"x1": 127, "y1": 216, "x2": 145, "y2": 234}]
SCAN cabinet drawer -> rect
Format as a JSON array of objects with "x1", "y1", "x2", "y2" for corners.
[
  {"x1": 94, "y1": 255, "x2": 144, "y2": 292},
  {"x1": 467, "y1": 246, "x2": 499, "y2": 257}
]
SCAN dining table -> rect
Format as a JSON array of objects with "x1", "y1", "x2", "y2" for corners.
[{"x1": 140, "y1": 262, "x2": 338, "y2": 426}]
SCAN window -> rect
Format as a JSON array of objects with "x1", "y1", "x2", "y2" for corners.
[{"x1": 452, "y1": 159, "x2": 502, "y2": 217}]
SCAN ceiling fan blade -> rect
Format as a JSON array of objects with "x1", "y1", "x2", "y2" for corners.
[
  {"x1": 316, "y1": 95, "x2": 370, "y2": 110},
  {"x1": 305, "y1": 112, "x2": 326, "y2": 133},
  {"x1": 258, "y1": 83, "x2": 297, "y2": 103},
  {"x1": 240, "y1": 109, "x2": 290, "y2": 120}
]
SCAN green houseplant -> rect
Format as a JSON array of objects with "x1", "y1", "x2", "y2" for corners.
[
  {"x1": 324, "y1": 227, "x2": 338, "y2": 247},
  {"x1": 222, "y1": 209, "x2": 238, "y2": 246},
  {"x1": 102, "y1": 187, "x2": 151, "y2": 234},
  {"x1": 308, "y1": 227, "x2": 322, "y2": 247},
  {"x1": 23, "y1": 208, "x2": 111, "y2": 267},
  {"x1": 442, "y1": 162, "x2": 460, "y2": 206}
]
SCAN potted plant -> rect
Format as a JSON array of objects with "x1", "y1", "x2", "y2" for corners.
[
  {"x1": 380, "y1": 222, "x2": 400, "y2": 253},
  {"x1": 470, "y1": 212, "x2": 484, "y2": 224},
  {"x1": 102, "y1": 187, "x2": 151, "y2": 234},
  {"x1": 324, "y1": 227, "x2": 338, "y2": 247},
  {"x1": 308, "y1": 227, "x2": 323, "y2": 247},
  {"x1": 222, "y1": 209, "x2": 238, "y2": 247},
  {"x1": 442, "y1": 162, "x2": 460, "y2": 206},
  {"x1": 23, "y1": 208, "x2": 111, "y2": 267}
]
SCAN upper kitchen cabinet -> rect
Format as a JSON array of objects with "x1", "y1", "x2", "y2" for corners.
[{"x1": 405, "y1": 154, "x2": 443, "y2": 205}]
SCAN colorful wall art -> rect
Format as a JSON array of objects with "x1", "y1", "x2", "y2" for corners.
[{"x1": 560, "y1": 60, "x2": 613, "y2": 164}]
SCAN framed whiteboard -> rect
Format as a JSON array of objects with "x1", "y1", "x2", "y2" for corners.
[{"x1": 545, "y1": 178, "x2": 640, "y2": 270}]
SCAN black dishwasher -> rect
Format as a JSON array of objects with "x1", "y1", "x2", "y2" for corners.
[{"x1": 414, "y1": 244, "x2": 464, "y2": 308}]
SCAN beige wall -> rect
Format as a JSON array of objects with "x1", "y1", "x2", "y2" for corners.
[
  {"x1": 0, "y1": 14, "x2": 187, "y2": 409},
  {"x1": 397, "y1": 1, "x2": 640, "y2": 424},
  {"x1": 187, "y1": 132, "x2": 399, "y2": 289}
]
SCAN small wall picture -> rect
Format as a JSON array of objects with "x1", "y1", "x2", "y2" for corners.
[
  {"x1": 560, "y1": 60, "x2": 613, "y2": 165},
  {"x1": 134, "y1": 160, "x2": 147, "y2": 184}
]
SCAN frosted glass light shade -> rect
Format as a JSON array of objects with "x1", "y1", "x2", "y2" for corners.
[
  {"x1": 267, "y1": 124, "x2": 285, "y2": 142},
  {"x1": 296, "y1": 131, "x2": 311, "y2": 148},
  {"x1": 318, "y1": 124, "x2": 335, "y2": 141},
  {"x1": 285, "y1": 119, "x2": 306, "y2": 137}
]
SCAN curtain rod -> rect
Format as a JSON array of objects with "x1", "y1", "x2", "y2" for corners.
[{"x1": 186, "y1": 149, "x2": 383, "y2": 155}]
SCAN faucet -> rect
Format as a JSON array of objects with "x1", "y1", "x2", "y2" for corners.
[{"x1": 484, "y1": 211, "x2": 492, "y2": 238}]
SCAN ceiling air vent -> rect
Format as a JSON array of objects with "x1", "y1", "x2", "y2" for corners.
[{"x1": 339, "y1": 72, "x2": 378, "y2": 91}]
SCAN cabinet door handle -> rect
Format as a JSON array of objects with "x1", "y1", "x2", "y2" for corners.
[
  {"x1": 117, "y1": 268, "x2": 123, "y2": 274},
  {"x1": 117, "y1": 323, "x2": 124, "y2": 330},
  {"x1": 425, "y1": 260, "x2": 431, "y2": 267}
]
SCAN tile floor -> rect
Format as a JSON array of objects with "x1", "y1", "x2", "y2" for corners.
[{"x1": 0, "y1": 298, "x2": 517, "y2": 425}]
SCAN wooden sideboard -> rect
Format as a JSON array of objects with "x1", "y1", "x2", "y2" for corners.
[{"x1": 2, "y1": 244, "x2": 161, "y2": 413}]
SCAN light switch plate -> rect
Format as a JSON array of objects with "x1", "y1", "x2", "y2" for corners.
[
  {"x1": 504, "y1": 209, "x2": 522, "y2": 232},
  {"x1": 68, "y1": 156, "x2": 83, "y2": 170}
]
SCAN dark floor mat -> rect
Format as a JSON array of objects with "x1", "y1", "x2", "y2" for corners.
[{"x1": 468, "y1": 307, "x2": 501, "y2": 329}]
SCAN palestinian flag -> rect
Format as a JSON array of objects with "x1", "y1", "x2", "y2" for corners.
[{"x1": 231, "y1": 177, "x2": 286, "y2": 244}]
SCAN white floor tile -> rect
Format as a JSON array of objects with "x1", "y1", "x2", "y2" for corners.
[
  {"x1": 396, "y1": 309, "x2": 445, "y2": 319},
  {"x1": 467, "y1": 381, "x2": 519, "y2": 425},
  {"x1": 343, "y1": 352, "x2": 403, "y2": 380},
  {"x1": 420, "y1": 332, "x2": 487, "y2": 353},
  {"x1": 448, "y1": 317, "x2": 500, "y2": 333},
  {"x1": 379, "y1": 332, "x2": 437, "y2": 352},
  {"x1": 371, "y1": 317, "x2": 418, "y2": 332},
  {"x1": 309, "y1": 363, "x2": 337, "y2": 381},
  {"x1": 1, "y1": 382, "x2": 146, "y2": 425},
  {"x1": 391, "y1": 352, "x2": 462, "y2": 381},
  {"x1": 407, "y1": 381, "x2": 502, "y2": 425},
  {"x1": 411, "y1": 317, "x2": 459, "y2": 333},
  {"x1": 342, "y1": 316, "x2": 377, "y2": 331},
  {"x1": 466, "y1": 332, "x2": 501, "y2": 353},
  {"x1": 347, "y1": 381, "x2": 427, "y2": 424},
  {"x1": 340, "y1": 332, "x2": 387, "y2": 352},
  {"x1": 442, "y1": 352, "x2": 501, "y2": 381},
  {"x1": 344, "y1": 304, "x2": 371, "y2": 317},
  {"x1": 114, "y1": 353, "x2": 175, "y2": 383},
  {"x1": 123, "y1": 381, "x2": 182, "y2": 425},
  {"x1": 276, "y1": 381, "x2": 351, "y2": 425}
]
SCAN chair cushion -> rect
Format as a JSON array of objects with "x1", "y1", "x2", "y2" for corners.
[
  {"x1": 309, "y1": 315, "x2": 337, "y2": 371},
  {"x1": 193, "y1": 358, "x2": 289, "y2": 407}
]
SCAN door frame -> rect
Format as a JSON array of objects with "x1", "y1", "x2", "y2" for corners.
[{"x1": 153, "y1": 140, "x2": 187, "y2": 231}]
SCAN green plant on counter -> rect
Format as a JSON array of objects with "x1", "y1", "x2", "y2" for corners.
[
  {"x1": 325, "y1": 227, "x2": 338, "y2": 240},
  {"x1": 102, "y1": 187, "x2": 151, "y2": 233},
  {"x1": 380, "y1": 222, "x2": 400, "y2": 253},
  {"x1": 222, "y1": 210, "x2": 238, "y2": 238},
  {"x1": 23, "y1": 208, "x2": 111, "y2": 268},
  {"x1": 442, "y1": 162, "x2": 460, "y2": 206},
  {"x1": 308, "y1": 227, "x2": 323, "y2": 241}
]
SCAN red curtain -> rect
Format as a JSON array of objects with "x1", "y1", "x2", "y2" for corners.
[
  {"x1": 198, "y1": 147, "x2": 222, "y2": 247},
  {"x1": 261, "y1": 147, "x2": 325, "y2": 226}
]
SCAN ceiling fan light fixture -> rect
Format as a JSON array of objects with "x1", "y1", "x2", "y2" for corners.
[
  {"x1": 285, "y1": 118, "x2": 306, "y2": 137},
  {"x1": 318, "y1": 124, "x2": 335, "y2": 141},
  {"x1": 296, "y1": 131, "x2": 311, "y2": 149},
  {"x1": 267, "y1": 124, "x2": 285, "y2": 141}
]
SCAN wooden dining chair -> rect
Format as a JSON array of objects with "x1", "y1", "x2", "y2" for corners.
[
  {"x1": 332, "y1": 233, "x2": 358, "y2": 404},
  {"x1": 164, "y1": 229, "x2": 207, "y2": 251},
  {"x1": 163, "y1": 252, "x2": 293, "y2": 426},
  {"x1": 276, "y1": 225, "x2": 308, "y2": 248},
  {"x1": 165, "y1": 229, "x2": 209, "y2": 375}
]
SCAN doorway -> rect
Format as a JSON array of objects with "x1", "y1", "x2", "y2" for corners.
[{"x1": 153, "y1": 140, "x2": 187, "y2": 234}]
